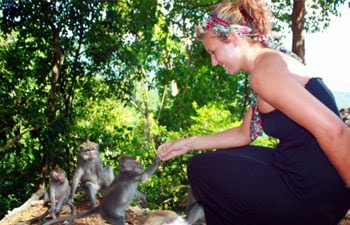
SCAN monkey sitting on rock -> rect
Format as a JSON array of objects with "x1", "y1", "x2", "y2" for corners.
[
  {"x1": 69, "y1": 140, "x2": 115, "y2": 209},
  {"x1": 15, "y1": 167, "x2": 75, "y2": 225},
  {"x1": 43, "y1": 155, "x2": 161, "y2": 225}
]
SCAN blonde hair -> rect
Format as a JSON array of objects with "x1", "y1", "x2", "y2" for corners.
[{"x1": 196, "y1": 0, "x2": 272, "y2": 40}]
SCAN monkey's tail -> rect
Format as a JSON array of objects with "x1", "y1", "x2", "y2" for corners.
[
  {"x1": 14, "y1": 210, "x2": 50, "y2": 225},
  {"x1": 42, "y1": 206, "x2": 100, "y2": 225}
]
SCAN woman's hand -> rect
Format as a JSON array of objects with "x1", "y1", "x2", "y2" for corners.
[{"x1": 156, "y1": 138, "x2": 192, "y2": 161}]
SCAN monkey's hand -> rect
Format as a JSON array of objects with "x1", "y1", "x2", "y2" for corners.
[
  {"x1": 49, "y1": 206, "x2": 62, "y2": 214},
  {"x1": 155, "y1": 156, "x2": 161, "y2": 165},
  {"x1": 68, "y1": 197, "x2": 75, "y2": 205},
  {"x1": 139, "y1": 157, "x2": 161, "y2": 183},
  {"x1": 48, "y1": 207, "x2": 57, "y2": 219},
  {"x1": 140, "y1": 198, "x2": 148, "y2": 208}
]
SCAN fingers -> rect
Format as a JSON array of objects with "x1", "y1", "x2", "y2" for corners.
[
  {"x1": 160, "y1": 150, "x2": 181, "y2": 161},
  {"x1": 157, "y1": 142, "x2": 188, "y2": 161},
  {"x1": 156, "y1": 145, "x2": 169, "y2": 161}
]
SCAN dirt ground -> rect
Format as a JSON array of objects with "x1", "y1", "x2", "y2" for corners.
[
  {"x1": 0, "y1": 199, "x2": 151, "y2": 225},
  {"x1": 1, "y1": 198, "x2": 350, "y2": 225}
]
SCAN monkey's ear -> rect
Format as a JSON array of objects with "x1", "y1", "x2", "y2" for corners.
[{"x1": 95, "y1": 143, "x2": 100, "y2": 150}]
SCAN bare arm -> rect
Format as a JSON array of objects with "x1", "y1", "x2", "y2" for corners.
[
  {"x1": 157, "y1": 108, "x2": 253, "y2": 161},
  {"x1": 251, "y1": 52, "x2": 350, "y2": 186}
]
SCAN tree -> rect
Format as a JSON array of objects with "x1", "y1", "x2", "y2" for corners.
[
  {"x1": 271, "y1": 0, "x2": 346, "y2": 61},
  {"x1": 0, "y1": 0, "x2": 161, "y2": 216}
]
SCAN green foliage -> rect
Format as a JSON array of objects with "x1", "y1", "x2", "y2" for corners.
[
  {"x1": 189, "y1": 102, "x2": 240, "y2": 135},
  {"x1": 269, "y1": 0, "x2": 346, "y2": 33}
]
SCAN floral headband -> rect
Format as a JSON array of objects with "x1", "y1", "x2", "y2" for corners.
[
  {"x1": 204, "y1": 15, "x2": 303, "y2": 63},
  {"x1": 205, "y1": 15, "x2": 263, "y2": 39}
]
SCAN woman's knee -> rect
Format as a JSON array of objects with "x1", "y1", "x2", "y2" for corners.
[{"x1": 187, "y1": 153, "x2": 217, "y2": 185}]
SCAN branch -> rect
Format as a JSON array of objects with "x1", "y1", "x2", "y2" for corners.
[
  {"x1": 0, "y1": 127, "x2": 37, "y2": 153},
  {"x1": 0, "y1": 189, "x2": 45, "y2": 223}
]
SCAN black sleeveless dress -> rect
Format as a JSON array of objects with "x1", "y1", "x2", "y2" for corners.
[{"x1": 188, "y1": 77, "x2": 350, "y2": 225}]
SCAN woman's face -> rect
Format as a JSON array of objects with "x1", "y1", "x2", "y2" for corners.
[{"x1": 202, "y1": 33, "x2": 242, "y2": 75}]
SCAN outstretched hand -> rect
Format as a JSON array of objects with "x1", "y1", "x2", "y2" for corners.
[{"x1": 156, "y1": 139, "x2": 191, "y2": 161}]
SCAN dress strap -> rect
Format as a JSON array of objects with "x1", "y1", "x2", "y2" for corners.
[{"x1": 249, "y1": 94, "x2": 263, "y2": 141}]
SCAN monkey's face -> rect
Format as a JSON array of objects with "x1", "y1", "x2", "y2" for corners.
[
  {"x1": 51, "y1": 168, "x2": 66, "y2": 184},
  {"x1": 120, "y1": 157, "x2": 143, "y2": 173},
  {"x1": 79, "y1": 141, "x2": 98, "y2": 161},
  {"x1": 80, "y1": 147, "x2": 97, "y2": 161}
]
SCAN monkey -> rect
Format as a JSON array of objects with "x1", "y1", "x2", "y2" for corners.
[
  {"x1": 141, "y1": 189, "x2": 205, "y2": 225},
  {"x1": 15, "y1": 167, "x2": 75, "y2": 225},
  {"x1": 185, "y1": 188, "x2": 205, "y2": 225},
  {"x1": 43, "y1": 155, "x2": 161, "y2": 225},
  {"x1": 69, "y1": 140, "x2": 114, "y2": 208},
  {"x1": 141, "y1": 210, "x2": 189, "y2": 225}
]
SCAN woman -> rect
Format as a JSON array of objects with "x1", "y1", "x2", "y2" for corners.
[{"x1": 157, "y1": 0, "x2": 350, "y2": 225}]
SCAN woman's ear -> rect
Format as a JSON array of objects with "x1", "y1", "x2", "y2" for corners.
[{"x1": 228, "y1": 32, "x2": 239, "y2": 47}]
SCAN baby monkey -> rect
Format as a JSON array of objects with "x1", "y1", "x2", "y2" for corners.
[
  {"x1": 43, "y1": 155, "x2": 161, "y2": 225},
  {"x1": 15, "y1": 167, "x2": 75, "y2": 225}
]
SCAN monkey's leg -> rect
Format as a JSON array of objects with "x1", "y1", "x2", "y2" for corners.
[
  {"x1": 186, "y1": 203, "x2": 205, "y2": 225},
  {"x1": 85, "y1": 181, "x2": 99, "y2": 208}
]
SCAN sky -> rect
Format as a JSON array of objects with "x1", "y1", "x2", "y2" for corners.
[{"x1": 283, "y1": 2, "x2": 350, "y2": 92}]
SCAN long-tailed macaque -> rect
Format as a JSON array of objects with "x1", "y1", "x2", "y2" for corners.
[
  {"x1": 15, "y1": 168, "x2": 75, "y2": 225},
  {"x1": 142, "y1": 210, "x2": 189, "y2": 225},
  {"x1": 185, "y1": 188, "x2": 205, "y2": 225},
  {"x1": 43, "y1": 155, "x2": 161, "y2": 225},
  {"x1": 69, "y1": 140, "x2": 114, "y2": 208}
]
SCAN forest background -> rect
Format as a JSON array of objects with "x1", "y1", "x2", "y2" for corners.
[{"x1": 0, "y1": 0, "x2": 347, "y2": 219}]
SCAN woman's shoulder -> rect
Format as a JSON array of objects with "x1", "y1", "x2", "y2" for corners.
[
  {"x1": 251, "y1": 49, "x2": 310, "y2": 84},
  {"x1": 254, "y1": 48, "x2": 288, "y2": 70}
]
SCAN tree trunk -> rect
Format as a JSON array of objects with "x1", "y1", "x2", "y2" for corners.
[
  {"x1": 39, "y1": 0, "x2": 64, "y2": 189},
  {"x1": 291, "y1": 0, "x2": 306, "y2": 63}
]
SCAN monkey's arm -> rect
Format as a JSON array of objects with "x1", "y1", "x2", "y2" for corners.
[
  {"x1": 49, "y1": 187, "x2": 57, "y2": 218},
  {"x1": 55, "y1": 187, "x2": 67, "y2": 212},
  {"x1": 98, "y1": 166, "x2": 114, "y2": 189},
  {"x1": 134, "y1": 190, "x2": 147, "y2": 208},
  {"x1": 139, "y1": 157, "x2": 161, "y2": 183},
  {"x1": 43, "y1": 188, "x2": 50, "y2": 206},
  {"x1": 69, "y1": 168, "x2": 83, "y2": 202}
]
